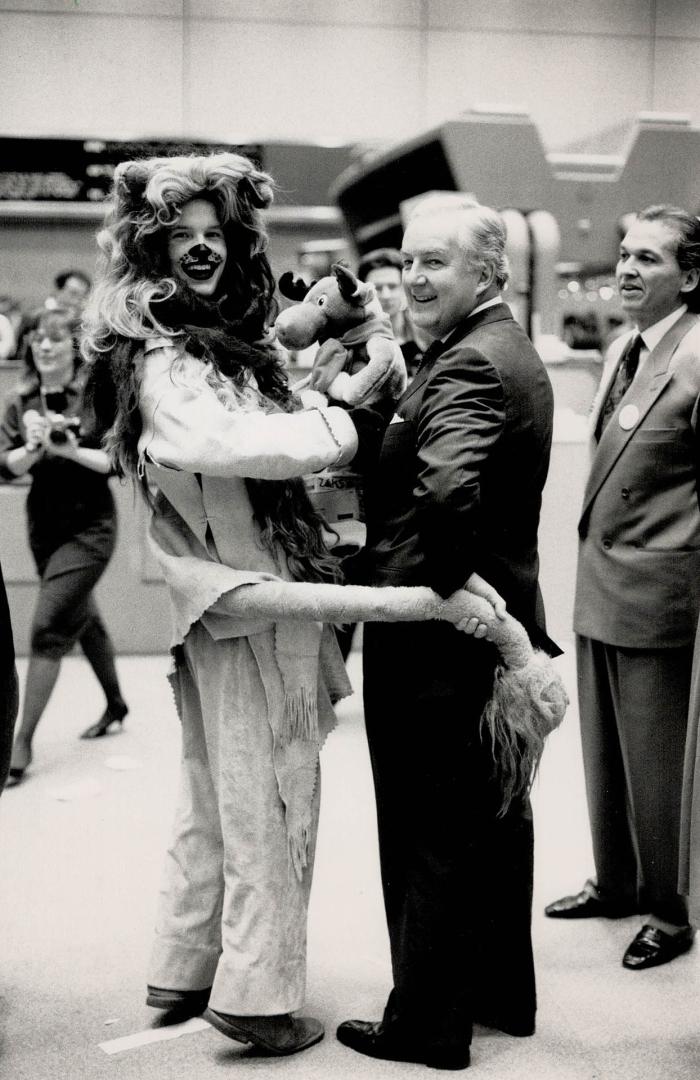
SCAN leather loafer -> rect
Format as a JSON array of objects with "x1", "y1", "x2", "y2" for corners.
[
  {"x1": 336, "y1": 1019, "x2": 470, "y2": 1070},
  {"x1": 545, "y1": 879, "x2": 638, "y2": 919},
  {"x1": 622, "y1": 924, "x2": 695, "y2": 970},
  {"x1": 204, "y1": 1009, "x2": 324, "y2": 1056},
  {"x1": 146, "y1": 985, "x2": 211, "y2": 1016}
]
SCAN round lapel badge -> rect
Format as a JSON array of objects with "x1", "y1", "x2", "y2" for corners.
[{"x1": 618, "y1": 404, "x2": 640, "y2": 431}]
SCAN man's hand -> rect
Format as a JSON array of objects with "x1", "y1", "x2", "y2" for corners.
[
  {"x1": 440, "y1": 573, "x2": 507, "y2": 638},
  {"x1": 465, "y1": 571, "x2": 507, "y2": 620}
]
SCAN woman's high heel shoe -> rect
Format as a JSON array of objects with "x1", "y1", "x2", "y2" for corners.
[{"x1": 79, "y1": 702, "x2": 128, "y2": 740}]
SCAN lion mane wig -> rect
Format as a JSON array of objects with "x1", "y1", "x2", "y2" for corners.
[{"x1": 82, "y1": 152, "x2": 340, "y2": 584}]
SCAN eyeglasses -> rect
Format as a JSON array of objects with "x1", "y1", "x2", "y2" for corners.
[{"x1": 29, "y1": 331, "x2": 72, "y2": 346}]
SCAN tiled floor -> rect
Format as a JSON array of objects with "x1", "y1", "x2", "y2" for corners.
[{"x1": 1, "y1": 646, "x2": 699, "y2": 1079}]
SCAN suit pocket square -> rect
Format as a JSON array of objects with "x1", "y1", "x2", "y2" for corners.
[{"x1": 389, "y1": 413, "x2": 405, "y2": 424}]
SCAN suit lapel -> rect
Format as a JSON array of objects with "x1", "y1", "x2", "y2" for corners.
[
  {"x1": 394, "y1": 303, "x2": 514, "y2": 416},
  {"x1": 589, "y1": 336, "x2": 626, "y2": 435},
  {"x1": 581, "y1": 312, "x2": 697, "y2": 523}
]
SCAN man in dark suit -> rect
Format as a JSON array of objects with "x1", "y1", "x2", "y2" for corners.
[
  {"x1": 337, "y1": 196, "x2": 556, "y2": 1070},
  {"x1": 545, "y1": 205, "x2": 700, "y2": 970}
]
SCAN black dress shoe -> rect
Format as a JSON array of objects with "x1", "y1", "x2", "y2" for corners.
[
  {"x1": 204, "y1": 1009, "x2": 323, "y2": 1056},
  {"x1": 336, "y1": 1020, "x2": 470, "y2": 1071},
  {"x1": 622, "y1": 924, "x2": 695, "y2": 970},
  {"x1": 146, "y1": 985, "x2": 211, "y2": 1016},
  {"x1": 545, "y1": 879, "x2": 638, "y2": 919}
]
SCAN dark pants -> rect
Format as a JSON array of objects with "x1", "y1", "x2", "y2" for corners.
[
  {"x1": 576, "y1": 635, "x2": 692, "y2": 926},
  {"x1": 363, "y1": 621, "x2": 536, "y2": 1053}
]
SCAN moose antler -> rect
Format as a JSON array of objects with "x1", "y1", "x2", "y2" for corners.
[{"x1": 278, "y1": 272, "x2": 313, "y2": 302}]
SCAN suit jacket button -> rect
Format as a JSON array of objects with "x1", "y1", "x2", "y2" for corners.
[
  {"x1": 621, "y1": 487, "x2": 630, "y2": 499},
  {"x1": 603, "y1": 537, "x2": 612, "y2": 550}
]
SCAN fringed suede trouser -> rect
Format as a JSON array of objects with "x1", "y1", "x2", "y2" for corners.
[{"x1": 148, "y1": 622, "x2": 320, "y2": 1015}]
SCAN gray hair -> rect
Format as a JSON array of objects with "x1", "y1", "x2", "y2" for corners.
[{"x1": 408, "y1": 193, "x2": 510, "y2": 289}]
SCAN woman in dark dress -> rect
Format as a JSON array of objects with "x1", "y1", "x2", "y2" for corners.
[{"x1": 0, "y1": 305, "x2": 127, "y2": 788}]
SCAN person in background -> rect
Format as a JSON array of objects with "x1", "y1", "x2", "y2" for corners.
[
  {"x1": 0, "y1": 560, "x2": 19, "y2": 790},
  {"x1": 337, "y1": 195, "x2": 557, "y2": 1071},
  {"x1": 48, "y1": 269, "x2": 92, "y2": 317},
  {"x1": 0, "y1": 305, "x2": 127, "y2": 788},
  {"x1": 357, "y1": 247, "x2": 424, "y2": 378},
  {"x1": 333, "y1": 248, "x2": 427, "y2": 661},
  {"x1": 0, "y1": 298, "x2": 21, "y2": 362},
  {"x1": 546, "y1": 205, "x2": 700, "y2": 971},
  {"x1": 14, "y1": 270, "x2": 93, "y2": 370}
]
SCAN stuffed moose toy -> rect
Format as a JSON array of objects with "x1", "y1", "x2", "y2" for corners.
[{"x1": 275, "y1": 262, "x2": 407, "y2": 405}]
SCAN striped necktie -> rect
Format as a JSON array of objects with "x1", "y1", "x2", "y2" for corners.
[
  {"x1": 415, "y1": 338, "x2": 445, "y2": 376},
  {"x1": 598, "y1": 334, "x2": 643, "y2": 436}
]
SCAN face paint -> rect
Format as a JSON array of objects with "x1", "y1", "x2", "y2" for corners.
[
  {"x1": 167, "y1": 199, "x2": 227, "y2": 297},
  {"x1": 179, "y1": 243, "x2": 224, "y2": 284}
]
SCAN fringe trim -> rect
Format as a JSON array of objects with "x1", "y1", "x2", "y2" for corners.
[
  {"x1": 280, "y1": 686, "x2": 319, "y2": 745},
  {"x1": 288, "y1": 822, "x2": 312, "y2": 882},
  {"x1": 480, "y1": 650, "x2": 569, "y2": 817}
]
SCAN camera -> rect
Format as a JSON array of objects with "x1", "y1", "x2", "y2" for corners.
[{"x1": 46, "y1": 413, "x2": 81, "y2": 445}]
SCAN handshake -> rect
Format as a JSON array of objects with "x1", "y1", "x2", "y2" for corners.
[{"x1": 23, "y1": 409, "x2": 81, "y2": 451}]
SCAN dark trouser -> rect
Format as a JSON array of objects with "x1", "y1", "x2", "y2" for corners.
[
  {"x1": 576, "y1": 635, "x2": 692, "y2": 926},
  {"x1": 363, "y1": 621, "x2": 536, "y2": 1053}
]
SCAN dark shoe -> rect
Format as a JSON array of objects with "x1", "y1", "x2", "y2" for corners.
[
  {"x1": 146, "y1": 985, "x2": 211, "y2": 1016},
  {"x1": 80, "y1": 702, "x2": 128, "y2": 739},
  {"x1": 4, "y1": 766, "x2": 26, "y2": 789},
  {"x1": 204, "y1": 1009, "x2": 324, "y2": 1056},
  {"x1": 545, "y1": 879, "x2": 638, "y2": 919},
  {"x1": 622, "y1": 924, "x2": 695, "y2": 970},
  {"x1": 336, "y1": 1020, "x2": 470, "y2": 1070},
  {"x1": 5, "y1": 744, "x2": 32, "y2": 788}
]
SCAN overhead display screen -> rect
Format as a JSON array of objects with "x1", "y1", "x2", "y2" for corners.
[{"x1": 0, "y1": 137, "x2": 262, "y2": 202}]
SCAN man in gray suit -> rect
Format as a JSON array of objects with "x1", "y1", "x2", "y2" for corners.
[{"x1": 546, "y1": 205, "x2": 700, "y2": 969}]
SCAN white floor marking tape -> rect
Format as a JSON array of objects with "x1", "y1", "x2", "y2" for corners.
[{"x1": 99, "y1": 1016, "x2": 210, "y2": 1055}]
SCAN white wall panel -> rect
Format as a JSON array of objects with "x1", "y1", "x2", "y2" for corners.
[
  {"x1": 425, "y1": 30, "x2": 652, "y2": 150},
  {"x1": 653, "y1": 38, "x2": 700, "y2": 119},
  {"x1": 427, "y1": 0, "x2": 653, "y2": 36},
  {"x1": 0, "y1": 0, "x2": 181, "y2": 13},
  {"x1": 655, "y1": 0, "x2": 700, "y2": 38},
  {"x1": 184, "y1": 22, "x2": 423, "y2": 142},
  {"x1": 0, "y1": 2, "x2": 698, "y2": 168},
  {"x1": 0, "y1": 12, "x2": 184, "y2": 136},
  {"x1": 189, "y1": 0, "x2": 421, "y2": 27}
]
